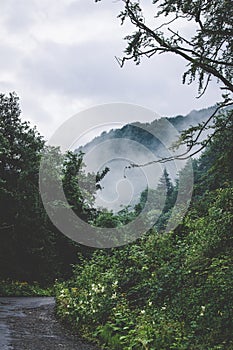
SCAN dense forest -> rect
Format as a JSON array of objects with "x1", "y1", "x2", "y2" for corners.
[
  {"x1": 0, "y1": 91, "x2": 232, "y2": 349},
  {"x1": 0, "y1": 92, "x2": 95, "y2": 286}
]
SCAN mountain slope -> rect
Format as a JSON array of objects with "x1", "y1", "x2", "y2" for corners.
[{"x1": 76, "y1": 105, "x2": 219, "y2": 211}]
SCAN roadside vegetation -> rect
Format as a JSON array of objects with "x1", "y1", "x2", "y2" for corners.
[
  {"x1": 0, "y1": 280, "x2": 53, "y2": 297},
  {"x1": 54, "y1": 125, "x2": 233, "y2": 349}
]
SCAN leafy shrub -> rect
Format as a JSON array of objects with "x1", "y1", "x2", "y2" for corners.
[
  {"x1": 55, "y1": 188, "x2": 233, "y2": 349},
  {"x1": 0, "y1": 280, "x2": 53, "y2": 296}
]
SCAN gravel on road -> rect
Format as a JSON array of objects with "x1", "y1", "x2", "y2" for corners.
[{"x1": 0, "y1": 297, "x2": 100, "y2": 350}]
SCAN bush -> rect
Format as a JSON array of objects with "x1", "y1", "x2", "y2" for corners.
[
  {"x1": 55, "y1": 188, "x2": 233, "y2": 349},
  {"x1": 0, "y1": 280, "x2": 53, "y2": 296}
]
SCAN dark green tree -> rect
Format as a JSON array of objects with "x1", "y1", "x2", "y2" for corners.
[
  {"x1": 0, "y1": 92, "x2": 49, "y2": 281},
  {"x1": 0, "y1": 93, "x2": 83, "y2": 283},
  {"x1": 62, "y1": 150, "x2": 110, "y2": 223},
  {"x1": 153, "y1": 168, "x2": 176, "y2": 231},
  {"x1": 134, "y1": 187, "x2": 148, "y2": 215},
  {"x1": 195, "y1": 110, "x2": 233, "y2": 192}
]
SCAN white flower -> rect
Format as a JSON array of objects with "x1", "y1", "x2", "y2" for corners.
[
  {"x1": 142, "y1": 266, "x2": 148, "y2": 271},
  {"x1": 111, "y1": 292, "x2": 117, "y2": 299},
  {"x1": 200, "y1": 305, "x2": 206, "y2": 316}
]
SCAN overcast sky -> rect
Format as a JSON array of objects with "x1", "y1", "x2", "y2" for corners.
[{"x1": 0, "y1": 0, "x2": 222, "y2": 140}]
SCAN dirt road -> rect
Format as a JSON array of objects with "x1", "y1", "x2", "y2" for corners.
[{"x1": 0, "y1": 297, "x2": 99, "y2": 350}]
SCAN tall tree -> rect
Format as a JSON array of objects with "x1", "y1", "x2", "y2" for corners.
[
  {"x1": 0, "y1": 93, "x2": 79, "y2": 283},
  {"x1": 0, "y1": 93, "x2": 47, "y2": 281}
]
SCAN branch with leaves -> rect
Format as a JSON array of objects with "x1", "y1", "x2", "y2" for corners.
[
  {"x1": 123, "y1": 101, "x2": 233, "y2": 171},
  {"x1": 116, "y1": 0, "x2": 233, "y2": 95},
  {"x1": 95, "y1": 0, "x2": 233, "y2": 167}
]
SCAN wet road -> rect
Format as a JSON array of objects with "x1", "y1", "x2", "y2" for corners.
[{"x1": 0, "y1": 297, "x2": 99, "y2": 350}]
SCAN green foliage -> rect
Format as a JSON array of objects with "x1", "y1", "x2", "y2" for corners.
[
  {"x1": 93, "y1": 211, "x2": 121, "y2": 228},
  {"x1": 0, "y1": 92, "x2": 52, "y2": 283},
  {"x1": 0, "y1": 93, "x2": 97, "y2": 284},
  {"x1": 114, "y1": 0, "x2": 233, "y2": 94},
  {"x1": 62, "y1": 150, "x2": 96, "y2": 221},
  {"x1": 55, "y1": 184, "x2": 233, "y2": 349},
  {"x1": 194, "y1": 110, "x2": 233, "y2": 193},
  {"x1": 0, "y1": 280, "x2": 53, "y2": 297}
]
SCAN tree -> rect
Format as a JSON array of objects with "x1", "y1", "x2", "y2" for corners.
[
  {"x1": 0, "y1": 92, "x2": 45, "y2": 236},
  {"x1": 96, "y1": 0, "x2": 233, "y2": 161},
  {"x1": 192, "y1": 112, "x2": 233, "y2": 203},
  {"x1": 0, "y1": 93, "x2": 85, "y2": 283},
  {"x1": 151, "y1": 168, "x2": 177, "y2": 231},
  {"x1": 0, "y1": 92, "x2": 48, "y2": 281},
  {"x1": 62, "y1": 150, "x2": 110, "y2": 223}
]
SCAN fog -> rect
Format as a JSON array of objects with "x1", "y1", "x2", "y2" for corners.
[{"x1": 79, "y1": 124, "x2": 186, "y2": 212}]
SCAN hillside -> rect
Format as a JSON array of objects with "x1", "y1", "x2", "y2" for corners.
[
  {"x1": 79, "y1": 105, "x2": 217, "y2": 153},
  {"x1": 77, "y1": 106, "x2": 218, "y2": 211}
]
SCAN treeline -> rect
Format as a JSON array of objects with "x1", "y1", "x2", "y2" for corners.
[
  {"x1": 0, "y1": 91, "x2": 191, "y2": 286},
  {"x1": 0, "y1": 93, "x2": 101, "y2": 285}
]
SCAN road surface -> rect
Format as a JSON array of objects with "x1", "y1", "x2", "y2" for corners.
[{"x1": 0, "y1": 297, "x2": 99, "y2": 350}]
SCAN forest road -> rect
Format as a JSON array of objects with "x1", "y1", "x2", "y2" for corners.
[{"x1": 0, "y1": 297, "x2": 99, "y2": 350}]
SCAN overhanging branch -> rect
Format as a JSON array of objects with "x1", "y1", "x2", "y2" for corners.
[
  {"x1": 124, "y1": 101, "x2": 233, "y2": 170},
  {"x1": 122, "y1": 0, "x2": 233, "y2": 93}
]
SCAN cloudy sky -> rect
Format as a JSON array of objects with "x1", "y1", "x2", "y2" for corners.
[{"x1": 0, "y1": 0, "x2": 222, "y2": 140}]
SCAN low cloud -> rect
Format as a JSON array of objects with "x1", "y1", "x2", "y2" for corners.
[{"x1": 0, "y1": 0, "x2": 222, "y2": 139}]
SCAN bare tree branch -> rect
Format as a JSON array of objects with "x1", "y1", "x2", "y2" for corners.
[{"x1": 196, "y1": 74, "x2": 212, "y2": 99}]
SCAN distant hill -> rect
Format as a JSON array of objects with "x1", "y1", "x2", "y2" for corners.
[
  {"x1": 78, "y1": 105, "x2": 217, "y2": 154},
  {"x1": 76, "y1": 105, "x2": 221, "y2": 211}
]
